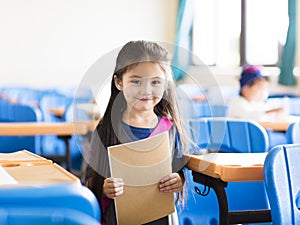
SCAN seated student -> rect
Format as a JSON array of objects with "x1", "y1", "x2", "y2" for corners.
[
  {"x1": 227, "y1": 65, "x2": 288, "y2": 148},
  {"x1": 227, "y1": 65, "x2": 286, "y2": 121}
]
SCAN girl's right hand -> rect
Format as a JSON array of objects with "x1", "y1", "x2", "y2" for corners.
[{"x1": 103, "y1": 177, "x2": 124, "y2": 199}]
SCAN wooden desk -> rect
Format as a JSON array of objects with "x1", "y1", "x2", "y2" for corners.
[
  {"x1": 258, "y1": 116, "x2": 300, "y2": 132},
  {"x1": 258, "y1": 121, "x2": 291, "y2": 132},
  {"x1": 187, "y1": 153, "x2": 271, "y2": 225},
  {"x1": 0, "y1": 150, "x2": 80, "y2": 186},
  {"x1": 0, "y1": 122, "x2": 91, "y2": 171},
  {"x1": 0, "y1": 149, "x2": 47, "y2": 162},
  {"x1": 188, "y1": 153, "x2": 266, "y2": 182},
  {"x1": 0, "y1": 122, "x2": 88, "y2": 136},
  {"x1": 48, "y1": 107, "x2": 65, "y2": 119}
]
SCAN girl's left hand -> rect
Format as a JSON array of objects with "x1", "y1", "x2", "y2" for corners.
[{"x1": 159, "y1": 173, "x2": 183, "y2": 193}]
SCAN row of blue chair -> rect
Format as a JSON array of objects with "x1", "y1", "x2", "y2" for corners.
[
  {"x1": 0, "y1": 86, "x2": 77, "y2": 106},
  {"x1": 0, "y1": 96, "x2": 92, "y2": 172},
  {"x1": 187, "y1": 97, "x2": 300, "y2": 119},
  {"x1": 178, "y1": 118, "x2": 270, "y2": 225},
  {"x1": 266, "y1": 97, "x2": 300, "y2": 116},
  {"x1": 178, "y1": 119, "x2": 300, "y2": 225},
  {"x1": 178, "y1": 84, "x2": 300, "y2": 118}
]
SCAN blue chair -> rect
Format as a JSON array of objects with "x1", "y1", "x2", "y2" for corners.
[
  {"x1": 0, "y1": 87, "x2": 22, "y2": 103},
  {"x1": 0, "y1": 99, "x2": 12, "y2": 122},
  {"x1": 17, "y1": 87, "x2": 45, "y2": 107},
  {"x1": 62, "y1": 102, "x2": 91, "y2": 171},
  {"x1": 288, "y1": 97, "x2": 300, "y2": 116},
  {"x1": 0, "y1": 184, "x2": 100, "y2": 221},
  {"x1": 178, "y1": 118, "x2": 270, "y2": 225},
  {"x1": 0, "y1": 103, "x2": 42, "y2": 154},
  {"x1": 39, "y1": 92, "x2": 73, "y2": 166},
  {"x1": 0, "y1": 208, "x2": 100, "y2": 225},
  {"x1": 266, "y1": 96, "x2": 300, "y2": 116},
  {"x1": 189, "y1": 118, "x2": 269, "y2": 153},
  {"x1": 191, "y1": 101, "x2": 228, "y2": 118},
  {"x1": 286, "y1": 122, "x2": 300, "y2": 144},
  {"x1": 264, "y1": 144, "x2": 300, "y2": 225}
]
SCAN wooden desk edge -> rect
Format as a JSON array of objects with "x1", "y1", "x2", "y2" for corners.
[
  {"x1": 187, "y1": 155, "x2": 264, "y2": 182},
  {"x1": 0, "y1": 122, "x2": 89, "y2": 136},
  {"x1": 258, "y1": 121, "x2": 290, "y2": 132}
]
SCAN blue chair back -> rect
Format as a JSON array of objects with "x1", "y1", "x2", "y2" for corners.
[
  {"x1": 266, "y1": 97, "x2": 300, "y2": 116},
  {"x1": 191, "y1": 101, "x2": 228, "y2": 118},
  {"x1": 264, "y1": 144, "x2": 300, "y2": 225},
  {"x1": 0, "y1": 99, "x2": 12, "y2": 122},
  {"x1": 189, "y1": 118, "x2": 269, "y2": 153},
  {"x1": 0, "y1": 208, "x2": 100, "y2": 225},
  {"x1": 0, "y1": 184, "x2": 100, "y2": 221},
  {"x1": 62, "y1": 103, "x2": 91, "y2": 171},
  {"x1": 39, "y1": 92, "x2": 72, "y2": 156},
  {"x1": 288, "y1": 97, "x2": 300, "y2": 116},
  {"x1": 0, "y1": 103, "x2": 42, "y2": 154},
  {"x1": 286, "y1": 122, "x2": 300, "y2": 144},
  {"x1": 39, "y1": 92, "x2": 72, "y2": 122},
  {"x1": 17, "y1": 88, "x2": 44, "y2": 107},
  {"x1": 178, "y1": 118, "x2": 270, "y2": 225}
]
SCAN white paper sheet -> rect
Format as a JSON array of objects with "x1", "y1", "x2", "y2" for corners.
[{"x1": 0, "y1": 166, "x2": 18, "y2": 185}]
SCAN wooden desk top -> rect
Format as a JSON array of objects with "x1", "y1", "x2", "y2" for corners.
[
  {"x1": 48, "y1": 107, "x2": 65, "y2": 118},
  {"x1": 258, "y1": 116, "x2": 300, "y2": 132},
  {"x1": 187, "y1": 152, "x2": 267, "y2": 182},
  {"x1": 258, "y1": 121, "x2": 291, "y2": 131},
  {"x1": 0, "y1": 122, "x2": 90, "y2": 136},
  {"x1": 0, "y1": 150, "x2": 47, "y2": 162},
  {"x1": 0, "y1": 150, "x2": 80, "y2": 186}
]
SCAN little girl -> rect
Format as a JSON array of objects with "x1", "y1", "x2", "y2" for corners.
[{"x1": 85, "y1": 40, "x2": 189, "y2": 225}]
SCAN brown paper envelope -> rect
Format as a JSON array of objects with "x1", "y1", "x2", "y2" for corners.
[
  {"x1": 4, "y1": 163, "x2": 80, "y2": 185},
  {"x1": 109, "y1": 156, "x2": 171, "y2": 186},
  {"x1": 115, "y1": 184, "x2": 175, "y2": 225},
  {"x1": 109, "y1": 132, "x2": 170, "y2": 166},
  {"x1": 108, "y1": 132, "x2": 175, "y2": 225}
]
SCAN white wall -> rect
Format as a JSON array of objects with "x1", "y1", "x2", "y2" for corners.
[
  {"x1": 1, "y1": 0, "x2": 300, "y2": 94},
  {"x1": 0, "y1": 0, "x2": 178, "y2": 88}
]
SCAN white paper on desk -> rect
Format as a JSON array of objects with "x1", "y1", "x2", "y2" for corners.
[
  {"x1": 108, "y1": 132, "x2": 175, "y2": 225},
  {"x1": 0, "y1": 166, "x2": 18, "y2": 185}
]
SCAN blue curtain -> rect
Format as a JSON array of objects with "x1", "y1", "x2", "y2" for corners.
[
  {"x1": 278, "y1": 0, "x2": 297, "y2": 86},
  {"x1": 171, "y1": 0, "x2": 194, "y2": 81}
]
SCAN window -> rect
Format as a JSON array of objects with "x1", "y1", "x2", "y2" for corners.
[{"x1": 193, "y1": 0, "x2": 288, "y2": 66}]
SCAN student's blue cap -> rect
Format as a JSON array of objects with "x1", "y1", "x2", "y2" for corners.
[{"x1": 240, "y1": 65, "x2": 266, "y2": 89}]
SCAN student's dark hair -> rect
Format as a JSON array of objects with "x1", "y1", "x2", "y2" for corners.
[
  {"x1": 96, "y1": 40, "x2": 187, "y2": 150},
  {"x1": 239, "y1": 76, "x2": 270, "y2": 96}
]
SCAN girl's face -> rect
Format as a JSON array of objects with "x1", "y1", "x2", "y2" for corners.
[
  {"x1": 114, "y1": 62, "x2": 166, "y2": 113},
  {"x1": 242, "y1": 78, "x2": 270, "y2": 102}
]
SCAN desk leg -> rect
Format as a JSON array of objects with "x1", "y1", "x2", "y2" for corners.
[
  {"x1": 191, "y1": 171, "x2": 272, "y2": 224},
  {"x1": 41, "y1": 135, "x2": 71, "y2": 171},
  {"x1": 192, "y1": 171, "x2": 229, "y2": 225},
  {"x1": 46, "y1": 135, "x2": 71, "y2": 171},
  {"x1": 59, "y1": 135, "x2": 71, "y2": 171}
]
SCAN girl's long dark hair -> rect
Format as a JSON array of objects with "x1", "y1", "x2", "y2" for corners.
[{"x1": 96, "y1": 40, "x2": 187, "y2": 150}]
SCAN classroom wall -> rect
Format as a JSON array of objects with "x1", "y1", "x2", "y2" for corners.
[
  {"x1": 1, "y1": 0, "x2": 300, "y2": 93},
  {"x1": 0, "y1": 0, "x2": 178, "y2": 88}
]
